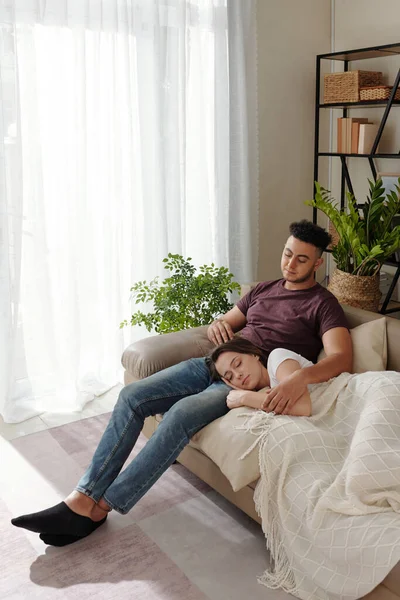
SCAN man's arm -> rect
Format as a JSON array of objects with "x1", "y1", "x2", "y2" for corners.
[
  {"x1": 263, "y1": 326, "x2": 352, "y2": 415},
  {"x1": 303, "y1": 326, "x2": 353, "y2": 384},
  {"x1": 207, "y1": 306, "x2": 247, "y2": 345}
]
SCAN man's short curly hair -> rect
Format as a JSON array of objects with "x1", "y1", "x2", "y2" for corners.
[{"x1": 289, "y1": 220, "x2": 331, "y2": 256}]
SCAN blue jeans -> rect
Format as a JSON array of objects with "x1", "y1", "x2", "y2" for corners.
[{"x1": 75, "y1": 357, "x2": 230, "y2": 514}]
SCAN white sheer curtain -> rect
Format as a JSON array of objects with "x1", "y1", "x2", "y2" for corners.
[{"x1": 0, "y1": 0, "x2": 258, "y2": 423}]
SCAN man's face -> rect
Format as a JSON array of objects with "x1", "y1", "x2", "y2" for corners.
[{"x1": 281, "y1": 236, "x2": 323, "y2": 285}]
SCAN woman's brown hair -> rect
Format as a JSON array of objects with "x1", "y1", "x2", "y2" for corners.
[{"x1": 206, "y1": 337, "x2": 267, "y2": 381}]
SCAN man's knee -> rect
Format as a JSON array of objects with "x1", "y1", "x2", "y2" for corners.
[{"x1": 117, "y1": 380, "x2": 149, "y2": 414}]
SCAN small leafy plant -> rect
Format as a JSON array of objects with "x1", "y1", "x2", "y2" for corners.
[
  {"x1": 306, "y1": 178, "x2": 400, "y2": 276},
  {"x1": 120, "y1": 253, "x2": 241, "y2": 334}
]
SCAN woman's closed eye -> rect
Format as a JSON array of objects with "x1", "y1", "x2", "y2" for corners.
[{"x1": 221, "y1": 356, "x2": 242, "y2": 382}]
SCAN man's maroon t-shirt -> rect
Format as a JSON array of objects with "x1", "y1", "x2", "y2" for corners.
[{"x1": 236, "y1": 280, "x2": 348, "y2": 364}]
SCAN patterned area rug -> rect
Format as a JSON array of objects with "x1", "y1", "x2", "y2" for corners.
[{"x1": 0, "y1": 413, "x2": 290, "y2": 600}]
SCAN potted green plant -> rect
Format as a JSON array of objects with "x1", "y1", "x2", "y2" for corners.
[
  {"x1": 120, "y1": 253, "x2": 241, "y2": 334},
  {"x1": 306, "y1": 178, "x2": 400, "y2": 311}
]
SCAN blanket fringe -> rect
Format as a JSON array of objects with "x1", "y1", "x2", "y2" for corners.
[
  {"x1": 235, "y1": 409, "x2": 300, "y2": 597},
  {"x1": 235, "y1": 409, "x2": 275, "y2": 459},
  {"x1": 256, "y1": 515, "x2": 299, "y2": 595}
]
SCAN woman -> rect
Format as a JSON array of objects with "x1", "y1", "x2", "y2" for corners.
[
  {"x1": 207, "y1": 338, "x2": 313, "y2": 417},
  {"x1": 11, "y1": 339, "x2": 312, "y2": 547}
]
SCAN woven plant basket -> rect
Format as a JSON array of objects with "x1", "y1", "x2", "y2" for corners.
[
  {"x1": 328, "y1": 268, "x2": 381, "y2": 311},
  {"x1": 328, "y1": 221, "x2": 340, "y2": 248},
  {"x1": 360, "y1": 85, "x2": 400, "y2": 101},
  {"x1": 323, "y1": 70, "x2": 383, "y2": 103}
]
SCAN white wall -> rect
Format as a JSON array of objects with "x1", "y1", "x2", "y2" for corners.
[
  {"x1": 256, "y1": 0, "x2": 331, "y2": 281},
  {"x1": 334, "y1": 0, "x2": 400, "y2": 50}
]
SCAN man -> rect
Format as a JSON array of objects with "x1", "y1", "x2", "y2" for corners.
[
  {"x1": 12, "y1": 220, "x2": 352, "y2": 546},
  {"x1": 208, "y1": 219, "x2": 352, "y2": 414}
]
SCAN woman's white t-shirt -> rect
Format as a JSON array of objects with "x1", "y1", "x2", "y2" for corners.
[{"x1": 267, "y1": 348, "x2": 313, "y2": 388}]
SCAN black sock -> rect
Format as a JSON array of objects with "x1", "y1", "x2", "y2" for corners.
[
  {"x1": 11, "y1": 502, "x2": 107, "y2": 536},
  {"x1": 39, "y1": 515, "x2": 107, "y2": 547},
  {"x1": 39, "y1": 532, "x2": 83, "y2": 547}
]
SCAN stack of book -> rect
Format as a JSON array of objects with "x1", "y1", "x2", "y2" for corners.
[{"x1": 337, "y1": 117, "x2": 379, "y2": 154}]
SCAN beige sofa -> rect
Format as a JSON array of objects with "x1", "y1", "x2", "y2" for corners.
[{"x1": 122, "y1": 303, "x2": 400, "y2": 599}]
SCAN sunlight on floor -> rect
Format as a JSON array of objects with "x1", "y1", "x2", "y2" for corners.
[{"x1": 0, "y1": 384, "x2": 122, "y2": 440}]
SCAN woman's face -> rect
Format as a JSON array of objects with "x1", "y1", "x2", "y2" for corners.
[{"x1": 214, "y1": 351, "x2": 264, "y2": 390}]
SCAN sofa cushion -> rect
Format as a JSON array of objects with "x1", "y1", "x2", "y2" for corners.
[
  {"x1": 318, "y1": 317, "x2": 387, "y2": 373},
  {"x1": 190, "y1": 407, "x2": 260, "y2": 492}
]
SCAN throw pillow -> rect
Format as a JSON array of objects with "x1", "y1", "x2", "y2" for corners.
[
  {"x1": 318, "y1": 317, "x2": 387, "y2": 373},
  {"x1": 190, "y1": 407, "x2": 261, "y2": 492}
]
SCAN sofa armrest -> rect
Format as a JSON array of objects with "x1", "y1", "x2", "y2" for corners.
[
  {"x1": 121, "y1": 281, "x2": 257, "y2": 381},
  {"x1": 122, "y1": 326, "x2": 215, "y2": 380}
]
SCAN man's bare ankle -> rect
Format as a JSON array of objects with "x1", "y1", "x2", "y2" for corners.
[
  {"x1": 65, "y1": 491, "x2": 95, "y2": 517},
  {"x1": 97, "y1": 498, "x2": 111, "y2": 513},
  {"x1": 90, "y1": 499, "x2": 111, "y2": 521}
]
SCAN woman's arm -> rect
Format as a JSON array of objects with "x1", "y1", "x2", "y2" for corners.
[
  {"x1": 264, "y1": 327, "x2": 351, "y2": 415},
  {"x1": 226, "y1": 389, "x2": 265, "y2": 411},
  {"x1": 226, "y1": 367, "x2": 311, "y2": 416},
  {"x1": 264, "y1": 359, "x2": 312, "y2": 417}
]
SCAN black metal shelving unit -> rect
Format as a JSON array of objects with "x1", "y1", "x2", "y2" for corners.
[{"x1": 314, "y1": 42, "x2": 400, "y2": 315}]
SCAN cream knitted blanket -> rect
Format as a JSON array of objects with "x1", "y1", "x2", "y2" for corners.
[{"x1": 236, "y1": 371, "x2": 400, "y2": 600}]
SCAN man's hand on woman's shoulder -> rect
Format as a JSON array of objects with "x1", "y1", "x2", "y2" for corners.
[{"x1": 262, "y1": 369, "x2": 308, "y2": 415}]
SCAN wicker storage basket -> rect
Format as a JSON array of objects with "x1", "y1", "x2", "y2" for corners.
[
  {"x1": 360, "y1": 85, "x2": 400, "y2": 101},
  {"x1": 328, "y1": 268, "x2": 381, "y2": 312},
  {"x1": 323, "y1": 70, "x2": 383, "y2": 103}
]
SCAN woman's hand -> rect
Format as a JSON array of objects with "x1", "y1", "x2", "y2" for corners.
[
  {"x1": 226, "y1": 390, "x2": 246, "y2": 409},
  {"x1": 226, "y1": 390, "x2": 263, "y2": 410}
]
